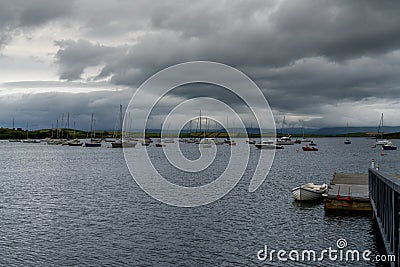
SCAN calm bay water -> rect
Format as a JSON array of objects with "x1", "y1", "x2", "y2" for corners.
[{"x1": 1, "y1": 138, "x2": 399, "y2": 266}]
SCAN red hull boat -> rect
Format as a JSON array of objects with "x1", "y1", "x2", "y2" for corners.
[{"x1": 302, "y1": 146, "x2": 318, "y2": 151}]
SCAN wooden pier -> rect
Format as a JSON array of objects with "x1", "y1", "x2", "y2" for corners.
[
  {"x1": 323, "y1": 168, "x2": 400, "y2": 265},
  {"x1": 324, "y1": 172, "x2": 372, "y2": 212},
  {"x1": 369, "y1": 168, "x2": 400, "y2": 267}
]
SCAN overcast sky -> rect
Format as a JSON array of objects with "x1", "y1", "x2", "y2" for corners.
[{"x1": 1, "y1": 0, "x2": 400, "y2": 130}]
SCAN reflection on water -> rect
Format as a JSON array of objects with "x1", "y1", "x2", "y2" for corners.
[{"x1": 0, "y1": 138, "x2": 398, "y2": 266}]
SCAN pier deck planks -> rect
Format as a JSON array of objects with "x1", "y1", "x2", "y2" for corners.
[{"x1": 325, "y1": 173, "x2": 372, "y2": 212}]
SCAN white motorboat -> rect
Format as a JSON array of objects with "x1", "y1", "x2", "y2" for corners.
[
  {"x1": 376, "y1": 139, "x2": 390, "y2": 146},
  {"x1": 276, "y1": 136, "x2": 294, "y2": 145},
  {"x1": 291, "y1": 183, "x2": 328, "y2": 201}
]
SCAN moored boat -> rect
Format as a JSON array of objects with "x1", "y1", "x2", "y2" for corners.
[
  {"x1": 382, "y1": 142, "x2": 397, "y2": 150},
  {"x1": 344, "y1": 122, "x2": 351, "y2": 144},
  {"x1": 302, "y1": 145, "x2": 318, "y2": 151},
  {"x1": 291, "y1": 183, "x2": 328, "y2": 201},
  {"x1": 111, "y1": 140, "x2": 137, "y2": 148},
  {"x1": 84, "y1": 141, "x2": 101, "y2": 147},
  {"x1": 276, "y1": 136, "x2": 294, "y2": 145},
  {"x1": 84, "y1": 113, "x2": 102, "y2": 147},
  {"x1": 375, "y1": 113, "x2": 390, "y2": 146},
  {"x1": 376, "y1": 139, "x2": 390, "y2": 146},
  {"x1": 67, "y1": 139, "x2": 83, "y2": 146},
  {"x1": 255, "y1": 140, "x2": 284, "y2": 149},
  {"x1": 155, "y1": 142, "x2": 166, "y2": 147}
]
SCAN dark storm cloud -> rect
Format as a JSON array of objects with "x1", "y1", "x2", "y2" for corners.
[
  {"x1": 0, "y1": 0, "x2": 73, "y2": 48},
  {"x1": 2, "y1": 0, "x2": 400, "y2": 128},
  {"x1": 0, "y1": 89, "x2": 133, "y2": 130},
  {"x1": 253, "y1": 54, "x2": 400, "y2": 111},
  {"x1": 53, "y1": 1, "x2": 400, "y2": 87}
]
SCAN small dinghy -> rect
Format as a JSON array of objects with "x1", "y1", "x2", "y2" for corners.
[{"x1": 291, "y1": 183, "x2": 328, "y2": 201}]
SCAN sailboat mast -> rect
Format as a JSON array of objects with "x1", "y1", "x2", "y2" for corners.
[
  {"x1": 119, "y1": 104, "x2": 123, "y2": 139},
  {"x1": 93, "y1": 118, "x2": 96, "y2": 138},
  {"x1": 188, "y1": 120, "x2": 192, "y2": 139},
  {"x1": 199, "y1": 110, "x2": 202, "y2": 136},
  {"x1": 67, "y1": 112, "x2": 70, "y2": 139},
  {"x1": 91, "y1": 113, "x2": 94, "y2": 138},
  {"x1": 12, "y1": 118, "x2": 15, "y2": 139},
  {"x1": 204, "y1": 116, "x2": 207, "y2": 138},
  {"x1": 381, "y1": 113, "x2": 384, "y2": 140},
  {"x1": 61, "y1": 113, "x2": 64, "y2": 138}
]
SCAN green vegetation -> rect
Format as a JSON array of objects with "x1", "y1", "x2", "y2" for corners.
[{"x1": 0, "y1": 127, "x2": 115, "y2": 140}]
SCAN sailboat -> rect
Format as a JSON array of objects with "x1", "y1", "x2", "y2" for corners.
[
  {"x1": 65, "y1": 113, "x2": 83, "y2": 146},
  {"x1": 344, "y1": 122, "x2": 351, "y2": 144},
  {"x1": 111, "y1": 105, "x2": 137, "y2": 148},
  {"x1": 21, "y1": 122, "x2": 40, "y2": 143},
  {"x1": 276, "y1": 116, "x2": 294, "y2": 145},
  {"x1": 223, "y1": 116, "x2": 236, "y2": 146},
  {"x1": 84, "y1": 113, "x2": 101, "y2": 147},
  {"x1": 375, "y1": 113, "x2": 390, "y2": 146},
  {"x1": 300, "y1": 122, "x2": 311, "y2": 142},
  {"x1": 200, "y1": 116, "x2": 213, "y2": 148}
]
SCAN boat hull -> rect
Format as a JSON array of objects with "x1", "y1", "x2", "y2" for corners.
[
  {"x1": 302, "y1": 146, "x2": 318, "y2": 151},
  {"x1": 111, "y1": 141, "x2": 136, "y2": 148},
  {"x1": 276, "y1": 140, "x2": 294, "y2": 145},
  {"x1": 291, "y1": 187, "x2": 326, "y2": 201},
  {"x1": 383, "y1": 145, "x2": 397, "y2": 150},
  {"x1": 85, "y1": 143, "x2": 101, "y2": 147},
  {"x1": 255, "y1": 144, "x2": 284, "y2": 149}
]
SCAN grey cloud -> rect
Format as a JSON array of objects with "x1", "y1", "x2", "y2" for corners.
[
  {"x1": 4, "y1": 0, "x2": 400, "y2": 128},
  {"x1": 0, "y1": 0, "x2": 74, "y2": 48},
  {"x1": 55, "y1": 39, "x2": 123, "y2": 80},
  {"x1": 54, "y1": 0, "x2": 400, "y2": 83}
]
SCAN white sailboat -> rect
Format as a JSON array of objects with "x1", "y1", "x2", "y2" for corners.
[
  {"x1": 300, "y1": 122, "x2": 311, "y2": 142},
  {"x1": 276, "y1": 116, "x2": 294, "y2": 145},
  {"x1": 84, "y1": 113, "x2": 101, "y2": 147},
  {"x1": 375, "y1": 113, "x2": 390, "y2": 146},
  {"x1": 344, "y1": 122, "x2": 351, "y2": 144},
  {"x1": 111, "y1": 105, "x2": 136, "y2": 148}
]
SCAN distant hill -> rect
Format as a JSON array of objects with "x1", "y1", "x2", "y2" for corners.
[
  {"x1": 278, "y1": 126, "x2": 400, "y2": 136},
  {"x1": 311, "y1": 126, "x2": 400, "y2": 136}
]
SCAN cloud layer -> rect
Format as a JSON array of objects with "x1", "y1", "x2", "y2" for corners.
[{"x1": 1, "y1": 0, "x2": 400, "y2": 129}]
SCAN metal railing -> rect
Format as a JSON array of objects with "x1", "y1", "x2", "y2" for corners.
[{"x1": 369, "y1": 168, "x2": 400, "y2": 266}]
